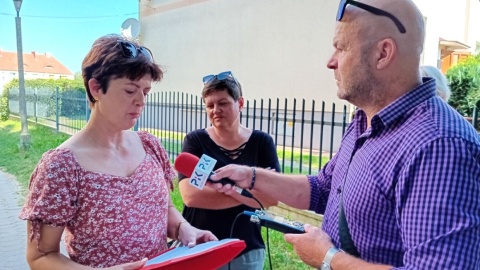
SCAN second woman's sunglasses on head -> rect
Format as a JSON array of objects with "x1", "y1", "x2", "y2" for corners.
[{"x1": 203, "y1": 71, "x2": 239, "y2": 86}]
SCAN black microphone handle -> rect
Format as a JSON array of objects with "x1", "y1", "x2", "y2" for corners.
[
  {"x1": 207, "y1": 177, "x2": 236, "y2": 186},
  {"x1": 207, "y1": 174, "x2": 253, "y2": 198}
]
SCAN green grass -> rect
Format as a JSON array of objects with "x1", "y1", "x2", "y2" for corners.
[
  {"x1": 0, "y1": 119, "x2": 70, "y2": 187},
  {"x1": 0, "y1": 119, "x2": 313, "y2": 270},
  {"x1": 261, "y1": 229, "x2": 312, "y2": 269},
  {"x1": 280, "y1": 152, "x2": 331, "y2": 172}
]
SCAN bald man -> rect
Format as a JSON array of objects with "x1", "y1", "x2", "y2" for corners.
[{"x1": 209, "y1": 0, "x2": 480, "y2": 269}]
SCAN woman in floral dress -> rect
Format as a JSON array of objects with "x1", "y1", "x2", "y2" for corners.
[{"x1": 19, "y1": 34, "x2": 216, "y2": 270}]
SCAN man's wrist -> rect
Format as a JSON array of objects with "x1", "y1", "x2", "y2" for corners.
[{"x1": 319, "y1": 247, "x2": 342, "y2": 270}]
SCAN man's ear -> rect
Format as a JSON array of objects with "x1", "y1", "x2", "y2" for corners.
[
  {"x1": 375, "y1": 38, "x2": 396, "y2": 70},
  {"x1": 88, "y1": 78, "x2": 102, "y2": 97}
]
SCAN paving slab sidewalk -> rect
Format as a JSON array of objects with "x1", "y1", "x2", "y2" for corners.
[
  {"x1": 0, "y1": 170, "x2": 66, "y2": 270},
  {"x1": 0, "y1": 171, "x2": 30, "y2": 270}
]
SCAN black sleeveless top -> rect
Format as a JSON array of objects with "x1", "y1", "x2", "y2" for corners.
[{"x1": 178, "y1": 129, "x2": 280, "y2": 255}]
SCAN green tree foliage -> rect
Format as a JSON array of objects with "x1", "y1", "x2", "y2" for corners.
[
  {"x1": 74, "y1": 72, "x2": 83, "y2": 80},
  {"x1": 447, "y1": 53, "x2": 480, "y2": 116},
  {"x1": 0, "y1": 78, "x2": 86, "y2": 121},
  {"x1": 0, "y1": 91, "x2": 10, "y2": 121},
  {"x1": 4, "y1": 77, "x2": 85, "y2": 93}
]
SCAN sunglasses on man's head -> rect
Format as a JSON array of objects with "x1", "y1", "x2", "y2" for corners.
[
  {"x1": 337, "y1": 0, "x2": 406, "y2": 34},
  {"x1": 118, "y1": 40, "x2": 154, "y2": 62},
  {"x1": 202, "y1": 71, "x2": 239, "y2": 86}
]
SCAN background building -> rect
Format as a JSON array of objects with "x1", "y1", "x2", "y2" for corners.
[
  {"x1": 415, "y1": 0, "x2": 480, "y2": 73},
  {"x1": 0, "y1": 50, "x2": 74, "y2": 91},
  {"x1": 138, "y1": 0, "x2": 480, "y2": 114}
]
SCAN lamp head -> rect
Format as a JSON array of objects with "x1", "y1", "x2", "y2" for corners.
[{"x1": 13, "y1": 0, "x2": 22, "y2": 13}]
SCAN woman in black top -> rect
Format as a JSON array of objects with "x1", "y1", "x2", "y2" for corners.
[{"x1": 178, "y1": 71, "x2": 280, "y2": 270}]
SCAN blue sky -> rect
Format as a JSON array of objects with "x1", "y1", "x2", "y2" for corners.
[{"x1": 0, "y1": 0, "x2": 138, "y2": 73}]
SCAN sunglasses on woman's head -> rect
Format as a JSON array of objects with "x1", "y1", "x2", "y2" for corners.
[
  {"x1": 117, "y1": 40, "x2": 154, "y2": 62},
  {"x1": 202, "y1": 71, "x2": 239, "y2": 86},
  {"x1": 337, "y1": 0, "x2": 406, "y2": 34}
]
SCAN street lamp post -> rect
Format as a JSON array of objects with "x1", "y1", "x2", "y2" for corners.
[{"x1": 13, "y1": 0, "x2": 30, "y2": 149}]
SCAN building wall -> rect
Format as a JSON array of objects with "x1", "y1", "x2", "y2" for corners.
[
  {"x1": 416, "y1": 0, "x2": 479, "y2": 67},
  {"x1": 140, "y1": 0, "x2": 342, "y2": 111},
  {"x1": 139, "y1": 0, "x2": 480, "y2": 111},
  {"x1": 467, "y1": 0, "x2": 480, "y2": 52},
  {"x1": 0, "y1": 71, "x2": 16, "y2": 92}
]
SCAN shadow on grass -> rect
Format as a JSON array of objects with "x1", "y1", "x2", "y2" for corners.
[{"x1": 0, "y1": 123, "x2": 18, "y2": 134}]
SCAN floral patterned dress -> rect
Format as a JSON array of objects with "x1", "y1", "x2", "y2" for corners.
[{"x1": 19, "y1": 131, "x2": 175, "y2": 268}]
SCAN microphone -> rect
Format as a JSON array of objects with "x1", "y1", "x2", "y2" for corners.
[
  {"x1": 174, "y1": 152, "x2": 253, "y2": 198},
  {"x1": 174, "y1": 153, "x2": 303, "y2": 234}
]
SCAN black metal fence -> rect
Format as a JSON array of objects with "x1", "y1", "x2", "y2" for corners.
[
  {"x1": 12, "y1": 88, "x2": 480, "y2": 175},
  {"x1": 139, "y1": 92, "x2": 349, "y2": 175},
  {"x1": 9, "y1": 88, "x2": 351, "y2": 175},
  {"x1": 9, "y1": 87, "x2": 87, "y2": 135}
]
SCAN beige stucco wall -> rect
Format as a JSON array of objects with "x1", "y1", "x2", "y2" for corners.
[
  {"x1": 139, "y1": 0, "x2": 480, "y2": 110},
  {"x1": 466, "y1": 0, "x2": 480, "y2": 52},
  {"x1": 140, "y1": 0, "x2": 343, "y2": 111}
]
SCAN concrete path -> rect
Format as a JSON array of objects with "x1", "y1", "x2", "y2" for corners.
[
  {"x1": 0, "y1": 171, "x2": 66, "y2": 270},
  {"x1": 0, "y1": 171, "x2": 30, "y2": 270}
]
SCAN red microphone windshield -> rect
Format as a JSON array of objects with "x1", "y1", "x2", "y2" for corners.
[{"x1": 174, "y1": 152, "x2": 200, "y2": 177}]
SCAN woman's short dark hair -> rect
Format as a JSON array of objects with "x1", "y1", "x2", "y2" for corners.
[
  {"x1": 81, "y1": 34, "x2": 163, "y2": 103},
  {"x1": 202, "y1": 78, "x2": 243, "y2": 101}
]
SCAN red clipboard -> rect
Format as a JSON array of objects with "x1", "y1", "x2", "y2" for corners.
[{"x1": 141, "y1": 239, "x2": 246, "y2": 270}]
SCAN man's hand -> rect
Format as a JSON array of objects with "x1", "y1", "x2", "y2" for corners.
[
  {"x1": 208, "y1": 164, "x2": 253, "y2": 190},
  {"x1": 284, "y1": 224, "x2": 333, "y2": 268},
  {"x1": 178, "y1": 223, "x2": 218, "y2": 248}
]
